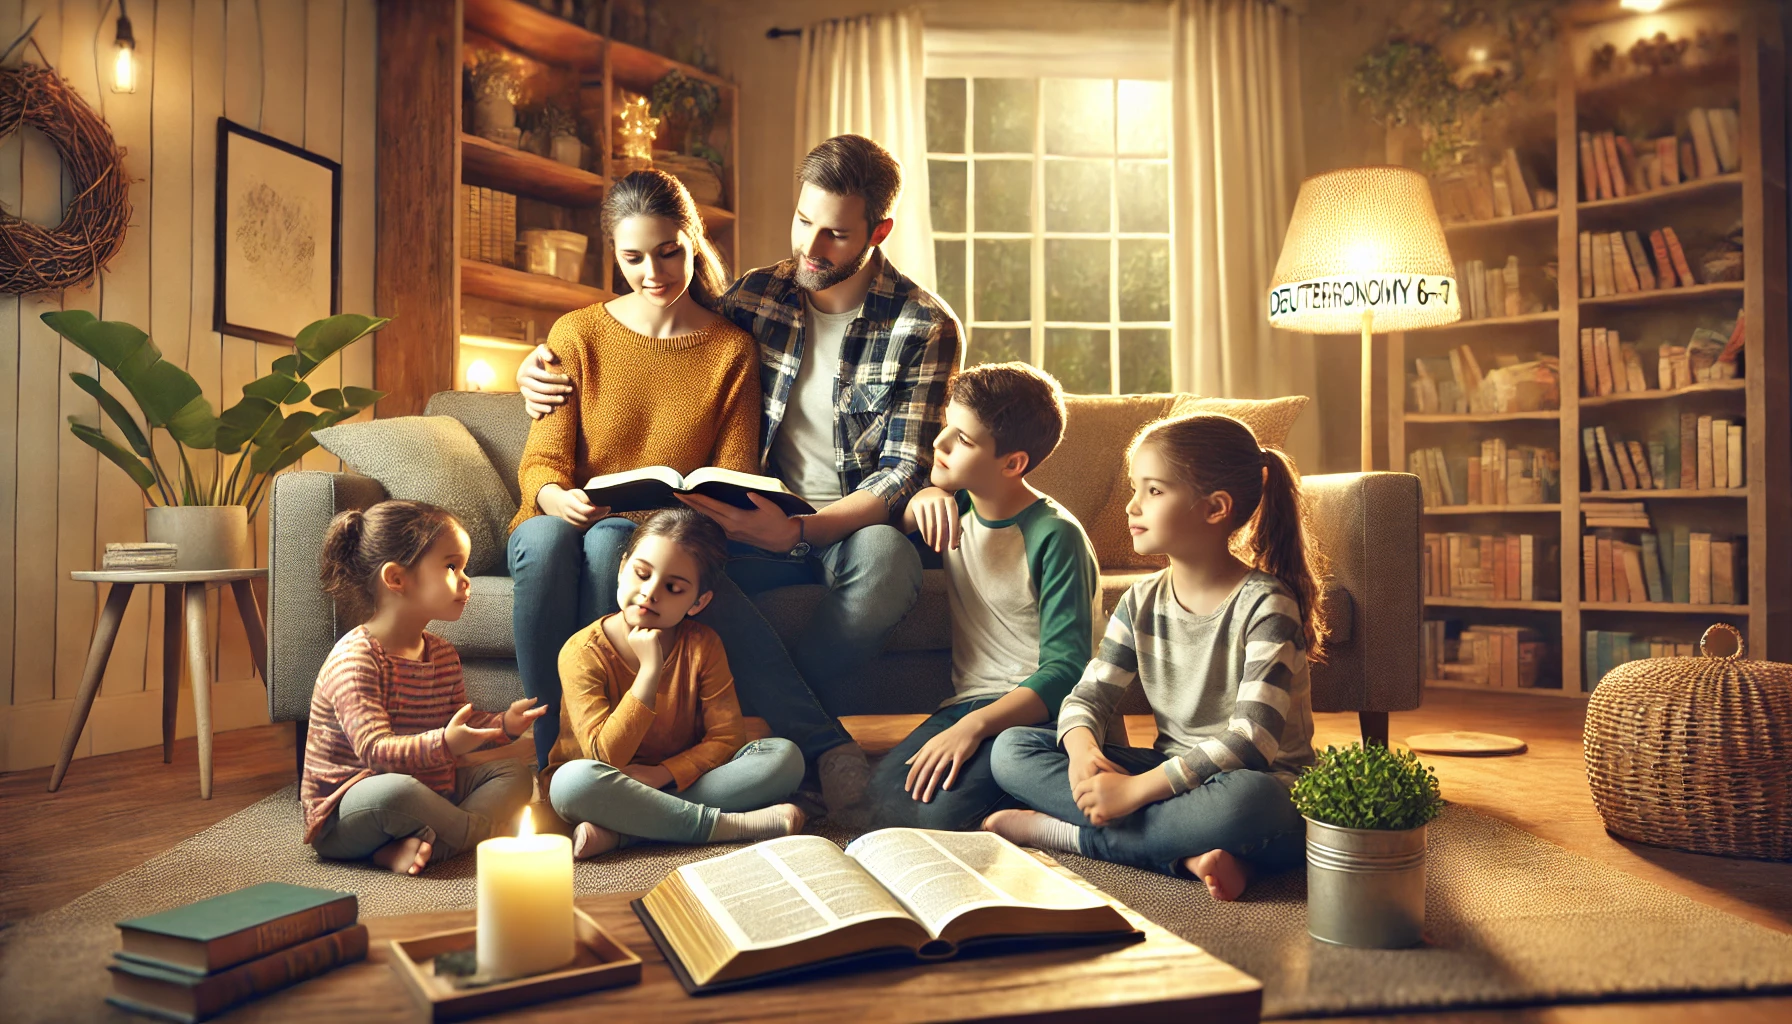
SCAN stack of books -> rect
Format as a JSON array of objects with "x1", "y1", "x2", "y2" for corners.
[
  {"x1": 1410, "y1": 444, "x2": 1558, "y2": 509},
  {"x1": 1577, "y1": 108, "x2": 1738, "y2": 202},
  {"x1": 1580, "y1": 415, "x2": 1744, "y2": 493},
  {"x1": 107, "y1": 883, "x2": 365, "y2": 1023},
  {"x1": 1576, "y1": 224, "x2": 1700, "y2": 296},
  {"x1": 1586, "y1": 631, "x2": 1704, "y2": 689},
  {"x1": 1576, "y1": 316, "x2": 1743, "y2": 397},
  {"x1": 1454, "y1": 256, "x2": 1539, "y2": 320},
  {"x1": 459, "y1": 184, "x2": 518, "y2": 268},
  {"x1": 1409, "y1": 346, "x2": 1560, "y2": 415},
  {"x1": 102, "y1": 543, "x2": 179, "y2": 570},
  {"x1": 1431, "y1": 147, "x2": 1556, "y2": 224},
  {"x1": 1581, "y1": 509, "x2": 1745, "y2": 606},
  {"x1": 1422, "y1": 532, "x2": 1548, "y2": 602},
  {"x1": 1423, "y1": 619, "x2": 1549, "y2": 688}
]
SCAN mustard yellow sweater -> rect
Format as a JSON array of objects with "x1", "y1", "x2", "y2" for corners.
[{"x1": 509, "y1": 303, "x2": 762, "y2": 532}]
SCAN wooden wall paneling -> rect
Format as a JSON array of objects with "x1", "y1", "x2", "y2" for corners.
[
  {"x1": 303, "y1": 0, "x2": 345, "y2": 468},
  {"x1": 374, "y1": 0, "x2": 461, "y2": 418},
  {"x1": 339, "y1": 0, "x2": 376, "y2": 419},
  {"x1": 0, "y1": 0, "x2": 22, "y2": 708}
]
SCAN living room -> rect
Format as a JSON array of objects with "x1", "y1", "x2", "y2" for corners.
[{"x1": 2, "y1": 0, "x2": 1789, "y2": 1020}]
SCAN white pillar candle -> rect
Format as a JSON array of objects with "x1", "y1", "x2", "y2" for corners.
[{"x1": 476, "y1": 807, "x2": 575, "y2": 979}]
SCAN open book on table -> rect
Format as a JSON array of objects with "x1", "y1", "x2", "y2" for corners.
[
  {"x1": 582, "y1": 466, "x2": 815, "y2": 517},
  {"x1": 632, "y1": 828, "x2": 1139, "y2": 994}
]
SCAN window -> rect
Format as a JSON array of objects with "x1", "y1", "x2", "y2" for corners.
[{"x1": 926, "y1": 77, "x2": 1172, "y2": 394}]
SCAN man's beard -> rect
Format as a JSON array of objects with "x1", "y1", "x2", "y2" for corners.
[{"x1": 792, "y1": 240, "x2": 874, "y2": 293}]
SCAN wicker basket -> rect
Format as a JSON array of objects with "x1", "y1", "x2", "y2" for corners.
[{"x1": 1584, "y1": 624, "x2": 1792, "y2": 860}]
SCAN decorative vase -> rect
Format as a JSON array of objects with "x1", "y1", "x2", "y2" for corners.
[
  {"x1": 473, "y1": 95, "x2": 517, "y2": 137},
  {"x1": 550, "y1": 134, "x2": 584, "y2": 168},
  {"x1": 144, "y1": 506, "x2": 253, "y2": 571},
  {"x1": 1303, "y1": 817, "x2": 1427, "y2": 948}
]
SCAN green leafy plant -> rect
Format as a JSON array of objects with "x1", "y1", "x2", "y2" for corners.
[
  {"x1": 1292, "y1": 743, "x2": 1444, "y2": 831},
  {"x1": 43, "y1": 311, "x2": 389, "y2": 518},
  {"x1": 649, "y1": 69, "x2": 719, "y2": 156}
]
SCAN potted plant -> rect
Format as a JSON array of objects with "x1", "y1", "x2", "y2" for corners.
[
  {"x1": 467, "y1": 50, "x2": 527, "y2": 146},
  {"x1": 43, "y1": 311, "x2": 388, "y2": 570},
  {"x1": 1292, "y1": 742, "x2": 1443, "y2": 948}
]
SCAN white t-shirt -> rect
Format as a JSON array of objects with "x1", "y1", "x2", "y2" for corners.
[{"x1": 771, "y1": 299, "x2": 861, "y2": 505}]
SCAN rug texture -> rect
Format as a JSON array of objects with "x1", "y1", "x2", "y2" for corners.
[{"x1": 4, "y1": 786, "x2": 1791, "y2": 1020}]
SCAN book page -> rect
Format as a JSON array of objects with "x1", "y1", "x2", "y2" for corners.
[
  {"x1": 684, "y1": 466, "x2": 792, "y2": 493},
  {"x1": 844, "y1": 829, "x2": 1106, "y2": 937},
  {"x1": 678, "y1": 836, "x2": 913, "y2": 951},
  {"x1": 584, "y1": 465, "x2": 684, "y2": 491}
]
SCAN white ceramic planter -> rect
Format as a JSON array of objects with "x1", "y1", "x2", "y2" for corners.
[
  {"x1": 144, "y1": 506, "x2": 254, "y2": 571},
  {"x1": 473, "y1": 95, "x2": 517, "y2": 135}
]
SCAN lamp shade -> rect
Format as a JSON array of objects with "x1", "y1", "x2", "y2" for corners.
[{"x1": 1267, "y1": 166, "x2": 1460, "y2": 334}]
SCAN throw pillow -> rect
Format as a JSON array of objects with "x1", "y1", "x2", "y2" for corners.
[{"x1": 314, "y1": 416, "x2": 518, "y2": 576}]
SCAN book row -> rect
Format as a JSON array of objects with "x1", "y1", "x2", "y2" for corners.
[
  {"x1": 1576, "y1": 108, "x2": 1739, "y2": 203},
  {"x1": 1586, "y1": 631, "x2": 1706, "y2": 690},
  {"x1": 1422, "y1": 532, "x2": 1551, "y2": 602},
  {"x1": 1409, "y1": 345, "x2": 1560, "y2": 415},
  {"x1": 1455, "y1": 256, "x2": 1544, "y2": 321},
  {"x1": 1582, "y1": 526, "x2": 1744, "y2": 606},
  {"x1": 1412, "y1": 443, "x2": 1559, "y2": 509},
  {"x1": 1432, "y1": 147, "x2": 1557, "y2": 225},
  {"x1": 1423, "y1": 619, "x2": 1550, "y2": 689},
  {"x1": 460, "y1": 184, "x2": 518, "y2": 268},
  {"x1": 1576, "y1": 316, "x2": 1742, "y2": 397},
  {"x1": 1576, "y1": 225, "x2": 1717, "y2": 298},
  {"x1": 1581, "y1": 415, "x2": 1744, "y2": 493}
]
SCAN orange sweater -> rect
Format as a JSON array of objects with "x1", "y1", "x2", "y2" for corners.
[
  {"x1": 509, "y1": 303, "x2": 762, "y2": 532},
  {"x1": 548, "y1": 615, "x2": 748, "y2": 792}
]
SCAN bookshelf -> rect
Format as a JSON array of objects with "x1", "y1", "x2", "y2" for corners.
[{"x1": 1389, "y1": 4, "x2": 1788, "y2": 698}]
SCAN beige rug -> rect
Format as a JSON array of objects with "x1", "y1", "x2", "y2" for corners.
[{"x1": 5, "y1": 786, "x2": 1791, "y2": 1020}]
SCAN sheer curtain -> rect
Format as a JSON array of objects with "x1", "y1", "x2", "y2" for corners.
[
  {"x1": 794, "y1": 10, "x2": 936, "y2": 290},
  {"x1": 1169, "y1": 0, "x2": 1319, "y2": 469}
]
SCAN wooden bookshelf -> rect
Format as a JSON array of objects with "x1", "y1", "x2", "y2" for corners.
[
  {"x1": 460, "y1": 259, "x2": 615, "y2": 313},
  {"x1": 1406, "y1": 411, "x2": 1561, "y2": 423},
  {"x1": 1389, "y1": 4, "x2": 1787, "y2": 699}
]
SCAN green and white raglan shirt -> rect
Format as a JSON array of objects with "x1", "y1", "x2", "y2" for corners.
[
  {"x1": 941, "y1": 492, "x2": 1101, "y2": 717},
  {"x1": 1056, "y1": 569, "x2": 1316, "y2": 792}
]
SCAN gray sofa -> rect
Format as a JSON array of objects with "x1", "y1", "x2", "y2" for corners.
[{"x1": 268, "y1": 391, "x2": 1421, "y2": 764}]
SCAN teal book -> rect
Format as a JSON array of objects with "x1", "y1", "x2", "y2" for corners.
[
  {"x1": 1672, "y1": 527, "x2": 1692, "y2": 604},
  {"x1": 1640, "y1": 533, "x2": 1666, "y2": 603},
  {"x1": 1656, "y1": 528, "x2": 1677, "y2": 602},
  {"x1": 1586, "y1": 631, "x2": 1602, "y2": 689},
  {"x1": 117, "y1": 883, "x2": 357, "y2": 976},
  {"x1": 107, "y1": 925, "x2": 368, "y2": 1023}
]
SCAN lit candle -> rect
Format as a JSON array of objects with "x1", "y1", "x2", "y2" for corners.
[{"x1": 476, "y1": 807, "x2": 575, "y2": 979}]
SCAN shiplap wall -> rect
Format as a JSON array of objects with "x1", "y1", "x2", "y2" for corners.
[{"x1": 0, "y1": 0, "x2": 377, "y2": 772}]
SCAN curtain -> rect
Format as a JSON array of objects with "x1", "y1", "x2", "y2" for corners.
[
  {"x1": 1169, "y1": 0, "x2": 1319, "y2": 470},
  {"x1": 794, "y1": 10, "x2": 936, "y2": 291}
]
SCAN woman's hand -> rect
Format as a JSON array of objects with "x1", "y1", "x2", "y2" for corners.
[
  {"x1": 518, "y1": 345, "x2": 572, "y2": 419},
  {"x1": 908, "y1": 487, "x2": 961, "y2": 553},
  {"x1": 903, "y1": 716, "x2": 990, "y2": 803},
  {"x1": 444, "y1": 703, "x2": 508, "y2": 755},
  {"x1": 538, "y1": 485, "x2": 607, "y2": 528},
  {"x1": 501, "y1": 698, "x2": 548, "y2": 740},
  {"x1": 619, "y1": 763, "x2": 676, "y2": 790}
]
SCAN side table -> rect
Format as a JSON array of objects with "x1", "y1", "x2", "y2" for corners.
[{"x1": 48, "y1": 568, "x2": 269, "y2": 799}]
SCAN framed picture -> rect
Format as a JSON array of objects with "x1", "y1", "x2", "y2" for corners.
[{"x1": 213, "y1": 118, "x2": 342, "y2": 345}]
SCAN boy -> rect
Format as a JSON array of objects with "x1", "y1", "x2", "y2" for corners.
[{"x1": 869, "y1": 362, "x2": 1101, "y2": 831}]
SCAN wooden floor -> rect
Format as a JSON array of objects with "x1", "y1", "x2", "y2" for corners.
[{"x1": 4, "y1": 687, "x2": 1788, "y2": 1022}]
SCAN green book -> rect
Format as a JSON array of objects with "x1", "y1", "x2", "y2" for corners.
[
  {"x1": 1672, "y1": 527, "x2": 1692, "y2": 604},
  {"x1": 117, "y1": 883, "x2": 357, "y2": 976},
  {"x1": 1640, "y1": 533, "x2": 1665, "y2": 603},
  {"x1": 1586, "y1": 631, "x2": 1602, "y2": 690}
]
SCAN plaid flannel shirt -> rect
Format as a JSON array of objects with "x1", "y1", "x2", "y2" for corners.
[{"x1": 718, "y1": 252, "x2": 963, "y2": 513}]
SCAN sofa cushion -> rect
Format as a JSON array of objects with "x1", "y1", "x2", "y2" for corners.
[
  {"x1": 428, "y1": 575, "x2": 517, "y2": 659},
  {"x1": 424, "y1": 391, "x2": 533, "y2": 503},
  {"x1": 314, "y1": 416, "x2": 518, "y2": 576}
]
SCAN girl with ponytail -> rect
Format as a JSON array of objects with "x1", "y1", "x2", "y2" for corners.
[{"x1": 987, "y1": 413, "x2": 1323, "y2": 902}]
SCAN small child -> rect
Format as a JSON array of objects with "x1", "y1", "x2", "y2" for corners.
[
  {"x1": 304, "y1": 501, "x2": 545, "y2": 875},
  {"x1": 869, "y1": 362, "x2": 1100, "y2": 831},
  {"x1": 545, "y1": 509, "x2": 807, "y2": 858},
  {"x1": 985, "y1": 413, "x2": 1326, "y2": 902}
]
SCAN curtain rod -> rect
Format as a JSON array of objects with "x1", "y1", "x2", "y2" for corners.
[{"x1": 766, "y1": 27, "x2": 801, "y2": 39}]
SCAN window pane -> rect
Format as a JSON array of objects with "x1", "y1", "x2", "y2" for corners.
[
  {"x1": 971, "y1": 327, "x2": 1030, "y2": 365},
  {"x1": 1118, "y1": 80, "x2": 1170, "y2": 155},
  {"x1": 1044, "y1": 78, "x2": 1114, "y2": 156},
  {"x1": 1045, "y1": 238, "x2": 1110, "y2": 322},
  {"x1": 974, "y1": 159, "x2": 1033, "y2": 233},
  {"x1": 935, "y1": 240, "x2": 966, "y2": 321},
  {"x1": 929, "y1": 160, "x2": 966, "y2": 233},
  {"x1": 1046, "y1": 327, "x2": 1111, "y2": 394},
  {"x1": 1117, "y1": 161, "x2": 1168, "y2": 233},
  {"x1": 1120, "y1": 329, "x2": 1171, "y2": 393},
  {"x1": 927, "y1": 78, "x2": 966, "y2": 153},
  {"x1": 1044, "y1": 159, "x2": 1111, "y2": 233},
  {"x1": 1119, "y1": 239, "x2": 1169, "y2": 321},
  {"x1": 974, "y1": 239, "x2": 1031, "y2": 322},
  {"x1": 973, "y1": 79, "x2": 1036, "y2": 153}
]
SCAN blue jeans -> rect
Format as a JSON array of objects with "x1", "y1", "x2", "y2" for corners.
[
  {"x1": 701, "y1": 523, "x2": 923, "y2": 763},
  {"x1": 867, "y1": 698, "x2": 1019, "y2": 831},
  {"x1": 990, "y1": 726, "x2": 1306, "y2": 877},
  {"x1": 310, "y1": 758, "x2": 534, "y2": 863},
  {"x1": 508, "y1": 515, "x2": 638, "y2": 767},
  {"x1": 547, "y1": 738, "x2": 805, "y2": 844}
]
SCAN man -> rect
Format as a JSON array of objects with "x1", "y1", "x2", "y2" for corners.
[{"x1": 518, "y1": 134, "x2": 962, "y2": 826}]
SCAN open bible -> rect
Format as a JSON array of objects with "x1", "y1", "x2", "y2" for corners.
[
  {"x1": 581, "y1": 466, "x2": 815, "y2": 516},
  {"x1": 631, "y1": 829, "x2": 1138, "y2": 994}
]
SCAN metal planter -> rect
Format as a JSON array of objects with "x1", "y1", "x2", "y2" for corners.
[{"x1": 1304, "y1": 816, "x2": 1427, "y2": 948}]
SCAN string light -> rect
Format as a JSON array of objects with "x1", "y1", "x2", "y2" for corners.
[{"x1": 111, "y1": 0, "x2": 136, "y2": 94}]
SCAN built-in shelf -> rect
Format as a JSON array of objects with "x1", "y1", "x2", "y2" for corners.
[
  {"x1": 1441, "y1": 208, "x2": 1559, "y2": 234},
  {"x1": 1425, "y1": 597, "x2": 1563, "y2": 611},
  {"x1": 1580, "y1": 601, "x2": 1750, "y2": 615},
  {"x1": 460, "y1": 333, "x2": 536, "y2": 352},
  {"x1": 1580, "y1": 281, "x2": 1746, "y2": 309},
  {"x1": 464, "y1": 0, "x2": 603, "y2": 67},
  {"x1": 1579, "y1": 378, "x2": 1746, "y2": 407},
  {"x1": 1577, "y1": 172, "x2": 1744, "y2": 214},
  {"x1": 461, "y1": 258, "x2": 614, "y2": 313},
  {"x1": 1424, "y1": 504, "x2": 1562, "y2": 515},
  {"x1": 461, "y1": 134, "x2": 607, "y2": 206},
  {"x1": 1405, "y1": 410, "x2": 1561, "y2": 423},
  {"x1": 1581, "y1": 488, "x2": 1747, "y2": 500},
  {"x1": 1416, "y1": 310, "x2": 1560, "y2": 333}
]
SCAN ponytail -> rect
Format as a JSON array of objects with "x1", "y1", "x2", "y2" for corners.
[
  {"x1": 319, "y1": 500, "x2": 460, "y2": 615},
  {"x1": 1249, "y1": 446, "x2": 1329, "y2": 662}
]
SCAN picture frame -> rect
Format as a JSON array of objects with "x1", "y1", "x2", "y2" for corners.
[{"x1": 213, "y1": 118, "x2": 342, "y2": 346}]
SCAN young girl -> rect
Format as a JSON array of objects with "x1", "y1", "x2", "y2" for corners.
[
  {"x1": 508, "y1": 169, "x2": 762, "y2": 770},
  {"x1": 304, "y1": 500, "x2": 546, "y2": 875},
  {"x1": 985, "y1": 413, "x2": 1328, "y2": 901},
  {"x1": 545, "y1": 509, "x2": 807, "y2": 858}
]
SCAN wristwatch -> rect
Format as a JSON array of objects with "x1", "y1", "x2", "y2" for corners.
[{"x1": 788, "y1": 515, "x2": 812, "y2": 559}]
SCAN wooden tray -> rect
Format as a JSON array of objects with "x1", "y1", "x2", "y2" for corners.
[{"x1": 388, "y1": 908, "x2": 642, "y2": 1021}]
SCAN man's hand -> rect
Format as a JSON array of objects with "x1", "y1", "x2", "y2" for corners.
[
  {"x1": 907, "y1": 487, "x2": 960, "y2": 553},
  {"x1": 1064, "y1": 727, "x2": 1127, "y2": 790},
  {"x1": 518, "y1": 344, "x2": 572, "y2": 419},
  {"x1": 444, "y1": 703, "x2": 508, "y2": 755},
  {"x1": 538, "y1": 485, "x2": 607, "y2": 529},
  {"x1": 619, "y1": 763, "x2": 676, "y2": 790},
  {"x1": 1072, "y1": 771, "x2": 1151, "y2": 827},
  {"x1": 904, "y1": 716, "x2": 990, "y2": 803},
  {"x1": 626, "y1": 626, "x2": 666, "y2": 678},
  {"x1": 677, "y1": 493, "x2": 802, "y2": 552},
  {"x1": 501, "y1": 698, "x2": 548, "y2": 740}
]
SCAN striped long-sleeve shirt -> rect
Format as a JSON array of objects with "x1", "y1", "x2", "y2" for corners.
[
  {"x1": 301, "y1": 626, "x2": 507, "y2": 842},
  {"x1": 1056, "y1": 569, "x2": 1315, "y2": 794}
]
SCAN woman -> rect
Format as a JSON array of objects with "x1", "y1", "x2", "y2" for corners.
[{"x1": 507, "y1": 170, "x2": 761, "y2": 770}]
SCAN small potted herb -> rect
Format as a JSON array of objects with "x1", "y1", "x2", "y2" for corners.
[{"x1": 1292, "y1": 742, "x2": 1443, "y2": 948}]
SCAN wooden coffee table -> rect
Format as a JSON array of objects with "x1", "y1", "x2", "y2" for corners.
[{"x1": 225, "y1": 891, "x2": 1262, "y2": 1022}]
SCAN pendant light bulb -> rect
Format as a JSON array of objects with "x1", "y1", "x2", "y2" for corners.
[{"x1": 111, "y1": 1, "x2": 136, "y2": 94}]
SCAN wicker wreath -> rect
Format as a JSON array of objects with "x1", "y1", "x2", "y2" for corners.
[{"x1": 0, "y1": 62, "x2": 132, "y2": 295}]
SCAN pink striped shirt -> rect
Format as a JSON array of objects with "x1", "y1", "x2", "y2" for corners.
[{"x1": 301, "y1": 626, "x2": 506, "y2": 843}]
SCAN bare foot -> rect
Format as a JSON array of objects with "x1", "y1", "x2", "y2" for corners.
[
  {"x1": 1183, "y1": 849, "x2": 1249, "y2": 901},
  {"x1": 980, "y1": 809, "x2": 1080, "y2": 853},
  {"x1": 372, "y1": 836, "x2": 433, "y2": 876},
  {"x1": 572, "y1": 821, "x2": 622, "y2": 860}
]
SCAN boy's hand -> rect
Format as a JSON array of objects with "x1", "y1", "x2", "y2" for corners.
[
  {"x1": 904, "y1": 716, "x2": 989, "y2": 803},
  {"x1": 501, "y1": 697, "x2": 547, "y2": 740},
  {"x1": 1064, "y1": 727, "x2": 1126, "y2": 789},
  {"x1": 539, "y1": 485, "x2": 607, "y2": 529},
  {"x1": 1072, "y1": 771, "x2": 1149, "y2": 826},
  {"x1": 518, "y1": 345, "x2": 572, "y2": 419},
  {"x1": 626, "y1": 626, "x2": 665, "y2": 677},
  {"x1": 444, "y1": 703, "x2": 508, "y2": 755},
  {"x1": 620, "y1": 763, "x2": 676, "y2": 790},
  {"x1": 908, "y1": 487, "x2": 960, "y2": 553}
]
